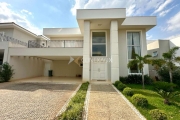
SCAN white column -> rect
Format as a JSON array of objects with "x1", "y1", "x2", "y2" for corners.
[
  {"x1": 110, "y1": 21, "x2": 119, "y2": 83},
  {"x1": 83, "y1": 21, "x2": 90, "y2": 82}
]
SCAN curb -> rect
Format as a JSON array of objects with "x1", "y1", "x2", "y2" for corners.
[
  {"x1": 82, "y1": 84, "x2": 91, "y2": 120},
  {"x1": 112, "y1": 85, "x2": 146, "y2": 120}
]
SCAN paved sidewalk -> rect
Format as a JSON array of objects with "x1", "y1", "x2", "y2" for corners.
[
  {"x1": 88, "y1": 84, "x2": 142, "y2": 120},
  {"x1": 0, "y1": 82, "x2": 79, "y2": 120}
]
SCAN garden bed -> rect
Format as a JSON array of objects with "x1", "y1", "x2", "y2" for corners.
[
  {"x1": 57, "y1": 82, "x2": 89, "y2": 120},
  {"x1": 115, "y1": 84, "x2": 180, "y2": 120}
]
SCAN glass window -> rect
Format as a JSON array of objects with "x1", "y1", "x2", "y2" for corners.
[
  {"x1": 127, "y1": 32, "x2": 141, "y2": 73},
  {"x1": 92, "y1": 32, "x2": 106, "y2": 56}
]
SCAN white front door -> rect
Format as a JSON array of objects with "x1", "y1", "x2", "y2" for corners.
[{"x1": 91, "y1": 62, "x2": 107, "y2": 80}]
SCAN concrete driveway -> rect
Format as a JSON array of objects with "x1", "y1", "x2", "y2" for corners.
[{"x1": 0, "y1": 81, "x2": 79, "y2": 120}]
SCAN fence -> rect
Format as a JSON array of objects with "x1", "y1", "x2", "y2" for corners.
[
  {"x1": 28, "y1": 40, "x2": 83, "y2": 48},
  {"x1": 0, "y1": 33, "x2": 28, "y2": 47}
]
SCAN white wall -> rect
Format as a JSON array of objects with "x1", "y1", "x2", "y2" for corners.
[
  {"x1": 10, "y1": 56, "x2": 44, "y2": 80},
  {"x1": 44, "y1": 60, "x2": 53, "y2": 77},
  {"x1": 118, "y1": 29, "x2": 149, "y2": 77},
  {"x1": 53, "y1": 60, "x2": 82, "y2": 77},
  {"x1": 8, "y1": 48, "x2": 83, "y2": 56},
  {"x1": 0, "y1": 28, "x2": 14, "y2": 37},
  {"x1": 13, "y1": 29, "x2": 37, "y2": 42},
  {"x1": 170, "y1": 37, "x2": 180, "y2": 66},
  {"x1": 170, "y1": 37, "x2": 180, "y2": 56}
]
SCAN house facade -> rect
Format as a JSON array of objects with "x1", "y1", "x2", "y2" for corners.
[
  {"x1": 147, "y1": 36, "x2": 180, "y2": 78},
  {"x1": 0, "y1": 8, "x2": 156, "y2": 83}
]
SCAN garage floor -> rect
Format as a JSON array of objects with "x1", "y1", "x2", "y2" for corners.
[{"x1": 0, "y1": 79, "x2": 79, "y2": 120}]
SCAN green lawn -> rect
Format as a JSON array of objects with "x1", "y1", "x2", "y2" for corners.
[{"x1": 124, "y1": 84, "x2": 180, "y2": 120}]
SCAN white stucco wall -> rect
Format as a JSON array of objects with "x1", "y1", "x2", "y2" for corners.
[
  {"x1": 170, "y1": 37, "x2": 180, "y2": 66},
  {"x1": 8, "y1": 48, "x2": 83, "y2": 56},
  {"x1": 44, "y1": 60, "x2": 53, "y2": 77},
  {"x1": 53, "y1": 60, "x2": 82, "y2": 77},
  {"x1": 0, "y1": 28, "x2": 14, "y2": 37},
  {"x1": 118, "y1": 29, "x2": 149, "y2": 77},
  {"x1": 170, "y1": 37, "x2": 180, "y2": 57},
  {"x1": 13, "y1": 29, "x2": 37, "y2": 42},
  {"x1": 10, "y1": 56, "x2": 44, "y2": 80}
]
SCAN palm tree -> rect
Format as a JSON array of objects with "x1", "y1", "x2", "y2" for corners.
[
  {"x1": 152, "y1": 47, "x2": 180, "y2": 83},
  {"x1": 128, "y1": 54, "x2": 152, "y2": 89}
]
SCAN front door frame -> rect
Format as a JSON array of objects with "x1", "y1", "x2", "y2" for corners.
[{"x1": 91, "y1": 61, "x2": 108, "y2": 80}]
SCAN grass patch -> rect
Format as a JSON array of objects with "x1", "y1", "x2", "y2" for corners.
[
  {"x1": 115, "y1": 84, "x2": 180, "y2": 120},
  {"x1": 58, "y1": 82, "x2": 89, "y2": 120}
]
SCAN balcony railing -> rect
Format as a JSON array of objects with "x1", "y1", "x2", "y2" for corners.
[
  {"x1": 0, "y1": 33, "x2": 28, "y2": 47},
  {"x1": 28, "y1": 40, "x2": 83, "y2": 48}
]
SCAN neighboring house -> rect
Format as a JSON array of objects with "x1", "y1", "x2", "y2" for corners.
[
  {"x1": 147, "y1": 36, "x2": 180, "y2": 78},
  {"x1": 0, "y1": 8, "x2": 156, "y2": 83}
]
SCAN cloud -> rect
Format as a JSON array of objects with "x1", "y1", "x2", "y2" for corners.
[
  {"x1": 146, "y1": 34, "x2": 153, "y2": 40},
  {"x1": 0, "y1": 2, "x2": 42, "y2": 34},
  {"x1": 21, "y1": 9, "x2": 32, "y2": 15},
  {"x1": 167, "y1": 34, "x2": 180, "y2": 39},
  {"x1": 71, "y1": 0, "x2": 86, "y2": 16},
  {"x1": 43, "y1": 4, "x2": 61, "y2": 13},
  {"x1": 70, "y1": 0, "x2": 170, "y2": 16},
  {"x1": 153, "y1": 0, "x2": 173, "y2": 14},
  {"x1": 166, "y1": 11, "x2": 180, "y2": 31},
  {"x1": 159, "y1": 5, "x2": 177, "y2": 17}
]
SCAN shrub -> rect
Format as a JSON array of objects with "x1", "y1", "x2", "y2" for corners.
[
  {"x1": 117, "y1": 83, "x2": 126, "y2": 91},
  {"x1": 119, "y1": 76, "x2": 127, "y2": 83},
  {"x1": 120, "y1": 74, "x2": 153, "y2": 85},
  {"x1": 132, "y1": 94, "x2": 148, "y2": 108},
  {"x1": 114, "y1": 80, "x2": 122, "y2": 87},
  {"x1": 149, "y1": 109, "x2": 167, "y2": 120},
  {"x1": 154, "y1": 81, "x2": 176, "y2": 92},
  {"x1": 60, "y1": 103, "x2": 83, "y2": 120},
  {"x1": 158, "y1": 66, "x2": 180, "y2": 86},
  {"x1": 158, "y1": 90, "x2": 180, "y2": 105},
  {"x1": 58, "y1": 82, "x2": 89, "y2": 120},
  {"x1": 123, "y1": 87, "x2": 134, "y2": 96},
  {"x1": 0, "y1": 62, "x2": 14, "y2": 82}
]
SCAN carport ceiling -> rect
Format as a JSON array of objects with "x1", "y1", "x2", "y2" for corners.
[{"x1": 36, "y1": 56, "x2": 82, "y2": 60}]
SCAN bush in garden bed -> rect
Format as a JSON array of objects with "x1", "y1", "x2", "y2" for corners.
[
  {"x1": 132, "y1": 94, "x2": 148, "y2": 108},
  {"x1": 58, "y1": 82, "x2": 89, "y2": 120},
  {"x1": 114, "y1": 81, "x2": 122, "y2": 87},
  {"x1": 123, "y1": 87, "x2": 134, "y2": 96},
  {"x1": 117, "y1": 83, "x2": 126, "y2": 91},
  {"x1": 120, "y1": 74, "x2": 153, "y2": 85},
  {"x1": 149, "y1": 109, "x2": 167, "y2": 120},
  {"x1": 153, "y1": 81, "x2": 176, "y2": 92}
]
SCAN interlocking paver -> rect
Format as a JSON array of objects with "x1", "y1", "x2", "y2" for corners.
[
  {"x1": 0, "y1": 82, "x2": 78, "y2": 120},
  {"x1": 88, "y1": 84, "x2": 141, "y2": 120}
]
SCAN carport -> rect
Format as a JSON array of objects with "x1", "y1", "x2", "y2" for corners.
[{"x1": 8, "y1": 47, "x2": 83, "y2": 82}]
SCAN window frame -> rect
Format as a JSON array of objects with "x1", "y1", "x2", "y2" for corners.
[
  {"x1": 126, "y1": 30, "x2": 143, "y2": 74},
  {"x1": 91, "y1": 30, "x2": 107, "y2": 57}
]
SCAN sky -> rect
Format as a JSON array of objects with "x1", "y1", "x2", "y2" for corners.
[{"x1": 0, "y1": 0, "x2": 179, "y2": 40}]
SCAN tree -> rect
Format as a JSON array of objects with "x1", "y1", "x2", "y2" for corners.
[
  {"x1": 128, "y1": 54, "x2": 151, "y2": 89},
  {"x1": 152, "y1": 47, "x2": 180, "y2": 83},
  {"x1": 0, "y1": 62, "x2": 14, "y2": 82}
]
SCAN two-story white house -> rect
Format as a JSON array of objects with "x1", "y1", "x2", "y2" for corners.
[{"x1": 0, "y1": 8, "x2": 156, "y2": 83}]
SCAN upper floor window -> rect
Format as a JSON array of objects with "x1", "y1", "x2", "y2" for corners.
[
  {"x1": 127, "y1": 32, "x2": 141, "y2": 73},
  {"x1": 92, "y1": 32, "x2": 106, "y2": 56}
]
